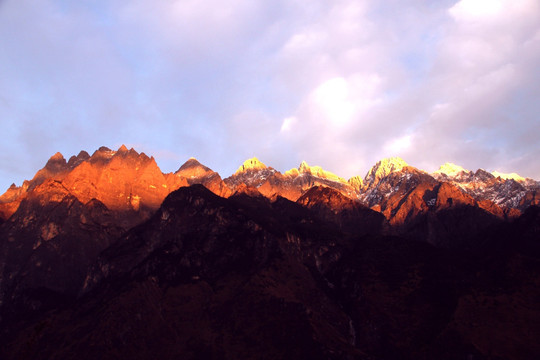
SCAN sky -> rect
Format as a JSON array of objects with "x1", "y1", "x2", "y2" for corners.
[{"x1": 1, "y1": 0, "x2": 540, "y2": 191}]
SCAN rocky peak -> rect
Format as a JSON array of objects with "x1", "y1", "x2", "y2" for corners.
[
  {"x1": 348, "y1": 175, "x2": 364, "y2": 191},
  {"x1": 27, "y1": 152, "x2": 70, "y2": 190},
  {"x1": 90, "y1": 146, "x2": 116, "y2": 162},
  {"x1": 117, "y1": 144, "x2": 129, "y2": 153},
  {"x1": 283, "y1": 168, "x2": 300, "y2": 177},
  {"x1": 176, "y1": 158, "x2": 213, "y2": 178},
  {"x1": 492, "y1": 171, "x2": 526, "y2": 182},
  {"x1": 111, "y1": 146, "x2": 150, "y2": 164},
  {"x1": 474, "y1": 169, "x2": 495, "y2": 182},
  {"x1": 288, "y1": 161, "x2": 345, "y2": 183},
  {"x1": 45, "y1": 152, "x2": 67, "y2": 169},
  {"x1": 175, "y1": 158, "x2": 230, "y2": 197},
  {"x1": 67, "y1": 150, "x2": 90, "y2": 168},
  {"x1": 298, "y1": 161, "x2": 310, "y2": 173},
  {"x1": 235, "y1": 157, "x2": 267, "y2": 174},
  {"x1": 225, "y1": 158, "x2": 278, "y2": 195},
  {"x1": 48, "y1": 151, "x2": 65, "y2": 162},
  {"x1": 364, "y1": 157, "x2": 409, "y2": 187},
  {"x1": 433, "y1": 162, "x2": 470, "y2": 178}
]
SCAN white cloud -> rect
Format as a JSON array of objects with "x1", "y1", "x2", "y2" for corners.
[
  {"x1": 312, "y1": 77, "x2": 354, "y2": 126},
  {"x1": 449, "y1": 0, "x2": 539, "y2": 23},
  {"x1": 280, "y1": 116, "x2": 297, "y2": 133},
  {"x1": 449, "y1": 0, "x2": 505, "y2": 21},
  {"x1": 384, "y1": 135, "x2": 412, "y2": 155}
]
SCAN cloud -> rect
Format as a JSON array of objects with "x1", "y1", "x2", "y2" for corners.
[
  {"x1": 0, "y1": 0, "x2": 540, "y2": 192},
  {"x1": 280, "y1": 116, "x2": 297, "y2": 133},
  {"x1": 271, "y1": 0, "x2": 540, "y2": 178}
]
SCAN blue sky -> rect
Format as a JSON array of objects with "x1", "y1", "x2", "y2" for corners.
[{"x1": 1, "y1": 0, "x2": 539, "y2": 191}]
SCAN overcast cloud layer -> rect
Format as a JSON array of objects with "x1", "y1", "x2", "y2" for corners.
[{"x1": 1, "y1": 0, "x2": 539, "y2": 191}]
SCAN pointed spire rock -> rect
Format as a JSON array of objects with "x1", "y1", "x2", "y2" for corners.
[
  {"x1": 299, "y1": 161, "x2": 310, "y2": 172},
  {"x1": 68, "y1": 150, "x2": 91, "y2": 168},
  {"x1": 348, "y1": 175, "x2": 364, "y2": 191},
  {"x1": 235, "y1": 157, "x2": 267, "y2": 174},
  {"x1": 50, "y1": 152, "x2": 65, "y2": 161},
  {"x1": 77, "y1": 150, "x2": 90, "y2": 159},
  {"x1": 176, "y1": 158, "x2": 208, "y2": 173},
  {"x1": 175, "y1": 158, "x2": 216, "y2": 181},
  {"x1": 118, "y1": 144, "x2": 128, "y2": 152},
  {"x1": 45, "y1": 152, "x2": 67, "y2": 169},
  {"x1": 90, "y1": 146, "x2": 116, "y2": 161}
]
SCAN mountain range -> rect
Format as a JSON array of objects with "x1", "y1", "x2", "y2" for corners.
[{"x1": 0, "y1": 145, "x2": 539, "y2": 359}]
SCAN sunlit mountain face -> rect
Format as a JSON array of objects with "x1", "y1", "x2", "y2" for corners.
[{"x1": 0, "y1": 146, "x2": 539, "y2": 360}]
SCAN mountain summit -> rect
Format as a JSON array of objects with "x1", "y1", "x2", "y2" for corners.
[
  {"x1": 363, "y1": 157, "x2": 409, "y2": 187},
  {"x1": 235, "y1": 157, "x2": 268, "y2": 174},
  {"x1": 285, "y1": 161, "x2": 346, "y2": 183},
  {"x1": 433, "y1": 162, "x2": 469, "y2": 177}
]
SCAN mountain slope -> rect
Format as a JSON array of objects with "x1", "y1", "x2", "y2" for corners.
[
  {"x1": 432, "y1": 163, "x2": 539, "y2": 212},
  {"x1": 2, "y1": 185, "x2": 539, "y2": 360},
  {"x1": 4, "y1": 185, "x2": 363, "y2": 360}
]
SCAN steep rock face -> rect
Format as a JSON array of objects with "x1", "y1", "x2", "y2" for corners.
[
  {"x1": 225, "y1": 159, "x2": 357, "y2": 202},
  {"x1": 59, "y1": 185, "x2": 360, "y2": 360},
  {"x1": 0, "y1": 179, "x2": 124, "y2": 321},
  {"x1": 0, "y1": 146, "x2": 191, "y2": 321},
  {"x1": 224, "y1": 157, "x2": 279, "y2": 193},
  {"x1": 175, "y1": 158, "x2": 231, "y2": 198},
  {"x1": 347, "y1": 175, "x2": 363, "y2": 192},
  {"x1": 363, "y1": 157, "x2": 409, "y2": 189},
  {"x1": 384, "y1": 181, "x2": 501, "y2": 248},
  {"x1": 0, "y1": 183, "x2": 29, "y2": 220},
  {"x1": 0, "y1": 146, "x2": 186, "y2": 223},
  {"x1": 0, "y1": 151, "x2": 87, "y2": 220},
  {"x1": 3, "y1": 185, "x2": 539, "y2": 360},
  {"x1": 231, "y1": 183, "x2": 266, "y2": 198},
  {"x1": 519, "y1": 190, "x2": 540, "y2": 209},
  {"x1": 358, "y1": 160, "x2": 511, "y2": 222},
  {"x1": 360, "y1": 162, "x2": 437, "y2": 211},
  {"x1": 297, "y1": 186, "x2": 386, "y2": 236},
  {"x1": 388, "y1": 181, "x2": 478, "y2": 225},
  {"x1": 27, "y1": 152, "x2": 70, "y2": 190},
  {"x1": 62, "y1": 147, "x2": 178, "y2": 221},
  {"x1": 433, "y1": 164, "x2": 540, "y2": 211},
  {"x1": 284, "y1": 161, "x2": 357, "y2": 199}
]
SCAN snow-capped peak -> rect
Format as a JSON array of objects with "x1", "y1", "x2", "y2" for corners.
[
  {"x1": 491, "y1": 171, "x2": 525, "y2": 182},
  {"x1": 364, "y1": 157, "x2": 408, "y2": 185},
  {"x1": 284, "y1": 161, "x2": 345, "y2": 183},
  {"x1": 235, "y1": 157, "x2": 267, "y2": 174},
  {"x1": 433, "y1": 162, "x2": 469, "y2": 177},
  {"x1": 299, "y1": 161, "x2": 345, "y2": 182}
]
